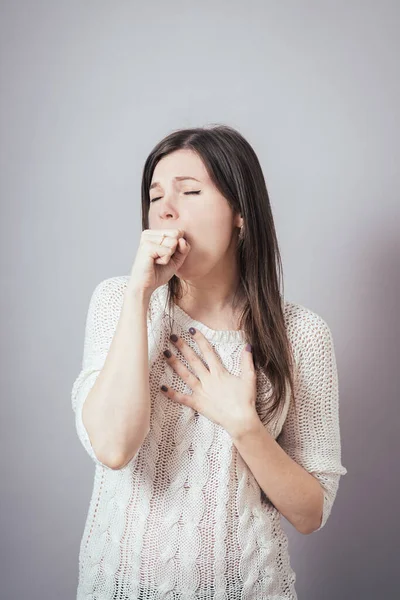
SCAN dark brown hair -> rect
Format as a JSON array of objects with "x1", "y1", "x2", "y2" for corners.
[{"x1": 140, "y1": 123, "x2": 296, "y2": 426}]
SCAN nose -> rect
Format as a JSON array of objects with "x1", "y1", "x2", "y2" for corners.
[{"x1": 159, "y1": 196, "x2": 179, "y2": 221}]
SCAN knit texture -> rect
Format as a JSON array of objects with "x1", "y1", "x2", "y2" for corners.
[{"x1": 71, "y1": 276, "x2": 347, "y2": 600}]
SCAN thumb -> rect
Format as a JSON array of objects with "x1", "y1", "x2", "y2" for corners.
[
  {"x1": 180, "y1": 237, "x2": 191, "y2": 253},
  {"x1": 171, "y1": 238, "x2": 191, "y2": 269},
  {"x1": 241, "y1": 343, "x2": 256, "y2": 379},
  {"x1": 176, "y1": 237, "x2": 191, "y2": 257}
]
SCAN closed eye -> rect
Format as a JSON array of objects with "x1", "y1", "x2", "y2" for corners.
[{"x1": 150, "y1": 190, "x2": 201, "y2": 203}]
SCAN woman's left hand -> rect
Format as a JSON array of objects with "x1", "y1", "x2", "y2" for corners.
[{"x1": 160, "y1": 327, "x2": 260, "y2": 438}]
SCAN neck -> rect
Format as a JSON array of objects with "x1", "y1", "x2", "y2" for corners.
[{"x1": 176, "y1": 268, "x2": 245, "y2": 318}]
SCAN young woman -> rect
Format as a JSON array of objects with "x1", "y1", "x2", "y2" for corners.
[{"x1": 71, "y1": 124, "x2": 347, "y2": 599}]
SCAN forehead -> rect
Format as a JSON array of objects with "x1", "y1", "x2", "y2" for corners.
[{"x1": 151, "y1": 149, "x2": 209, "y2": 185}]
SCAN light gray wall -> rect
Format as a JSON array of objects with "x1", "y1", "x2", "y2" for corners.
[{"x1": 1, "y1": 1, "x2": 398, "y2": 598}]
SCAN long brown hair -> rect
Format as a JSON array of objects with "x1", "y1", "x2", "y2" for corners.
[{"x1": 140, "y1": 123, "x2": 296, "y2": 427}]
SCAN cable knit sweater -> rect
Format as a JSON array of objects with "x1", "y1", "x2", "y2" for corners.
[{"x1": 71, "y1": 275, "x2": 347, "y2": 600}]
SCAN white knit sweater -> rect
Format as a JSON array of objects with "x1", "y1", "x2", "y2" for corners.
[{"x1": 71, "y1": 276, "x2": 347, "y2": 600}]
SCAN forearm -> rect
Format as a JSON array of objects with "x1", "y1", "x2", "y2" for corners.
[
  {"x1": 82, "y1": 284, "x2": 152, "y2": 469},
  {"x1": 231, "y1": 417, "x2": 324, "y2": 535}
]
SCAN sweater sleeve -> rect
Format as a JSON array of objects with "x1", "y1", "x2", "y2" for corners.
[
  {"x1": 71, "y1": 276, "x2": 128, "y2": 468},
  {"x1": 276, "y1": 308, "x2": 347, "y2": 531}
]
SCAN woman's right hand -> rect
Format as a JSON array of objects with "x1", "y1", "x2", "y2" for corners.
[{"x1": 129, "y1": 228, "x2": 191, "y2": 295}]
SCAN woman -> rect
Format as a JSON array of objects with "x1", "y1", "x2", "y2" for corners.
[{"x1": 71, "y1": 124, "x2": 347, "y2": 599}]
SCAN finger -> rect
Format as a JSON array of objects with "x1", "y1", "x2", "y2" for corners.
[
  {"x1": 186, "y1": 328, "x2": 225, "y2": 375},
  {"x1": 144, "y1": 229, "x2": 186, "y2": 243},
  {"x1": 163, "y1": 349, "x2": 201, "y2": 390},
  {"x1": 144, "y1": 235, "x2": 186, "y2": 266},
  {"x1": 168, "y1": 334, "x2": 210, "y2": 380},
  {"x1": 144, "y1": 239, "x2": 176, "y2": 265},
  {"x1": 160, "y1": 385, "x2": 195, "y2": 409},
  {"x1": 144, "y1": 235, "x2": 176, "y2": 249},
  {"x1": 241, "y1": 343, "x2": 256, "y2": 380}
]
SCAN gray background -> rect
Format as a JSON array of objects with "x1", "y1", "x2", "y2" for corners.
[{"x1": 1, "y1": 1, "x2": 398, "y2": 599}]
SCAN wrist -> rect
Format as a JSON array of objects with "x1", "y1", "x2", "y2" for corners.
[
  {"x1": 126, "y1": 283, "x2": 153, "y2": 303},
  {"x1": 228, "y1": 411, "x2": 262, "y2": 442}
]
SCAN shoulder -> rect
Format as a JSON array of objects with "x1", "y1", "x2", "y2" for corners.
[
  {"x1": 89, "y1": 275, "x2": 130, "y2": 309},
  {"x1": 282, "y1": 299, "x2": 335, "y2": 365},
  {"x1": 88, "y1": 275, "x2": 163, "y2": 321}
]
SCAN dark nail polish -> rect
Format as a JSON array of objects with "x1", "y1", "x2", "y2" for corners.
[
  {"x1": 170, "y1": 334, "x2": 178, "y2": 342},
  {"x1": 189, "y1": 327, "x2": 196, "y2": 335},
  {"x1": 163, "y1": 349, "x2": 172, "y2": 358},
  {"x1": 161, "y1": 385, "x2": 168, "y2": 392}
]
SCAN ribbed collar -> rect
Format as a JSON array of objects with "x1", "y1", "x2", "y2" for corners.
[{"x1": 156, "y1": 284, "x2": 247, "y2": 344}]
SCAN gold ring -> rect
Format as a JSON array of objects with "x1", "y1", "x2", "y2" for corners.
[{"x1": 159, "y1": 234, "x2": 166, "y2": 246}]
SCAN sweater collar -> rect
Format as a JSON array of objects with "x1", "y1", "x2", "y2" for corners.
[{"x1": 155, "y1": 284, "x2": 247, "y2": 344}]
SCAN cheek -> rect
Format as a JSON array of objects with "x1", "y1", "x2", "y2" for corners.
[
  {"x1": 193, "y1": 228, "x2": 232, "y2": 256},
  {"x1": 208, "y1": 218, "x2": 233, "y2": 243},
  {"x1": 195, "y1": 207, "x2": 230, "y2": 233}
]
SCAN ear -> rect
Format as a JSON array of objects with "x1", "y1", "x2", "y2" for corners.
[{"x1": 234, "y1": 214, "x2": 244, "y2": 228}]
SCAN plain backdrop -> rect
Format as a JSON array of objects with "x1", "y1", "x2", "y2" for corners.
[{"x1": 1, "y1": 1, "x2": 399, "y2": 599}]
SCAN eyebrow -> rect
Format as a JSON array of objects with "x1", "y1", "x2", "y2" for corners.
[{"x1": 149, "y1": 176, "x2": 201, "y2": 190}]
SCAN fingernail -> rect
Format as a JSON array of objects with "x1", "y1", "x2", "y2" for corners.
[
  {"x1": 161, "y1": 385, "x2": 168, "y2": 392},
  {"x1": 163, "y1": 349, "x2": 172, "y2": 358},
  {"x1": 189, "y1": 327, "x2": 196, "y2": 335},
  {"x1": 246, "y1": 343, "x2": 252, "y2": 352},
  {"x1": 170, "y1": 334, "x2": 178, "y2": 342}
]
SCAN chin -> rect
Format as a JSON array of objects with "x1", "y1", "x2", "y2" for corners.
[{"x1": 175, "y1": 259, "x2": 200, "y2": 276}]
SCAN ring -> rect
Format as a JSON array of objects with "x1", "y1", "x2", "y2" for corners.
[{"x1": 159, "y1": 234, "x2": 166, "y2": 246}]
